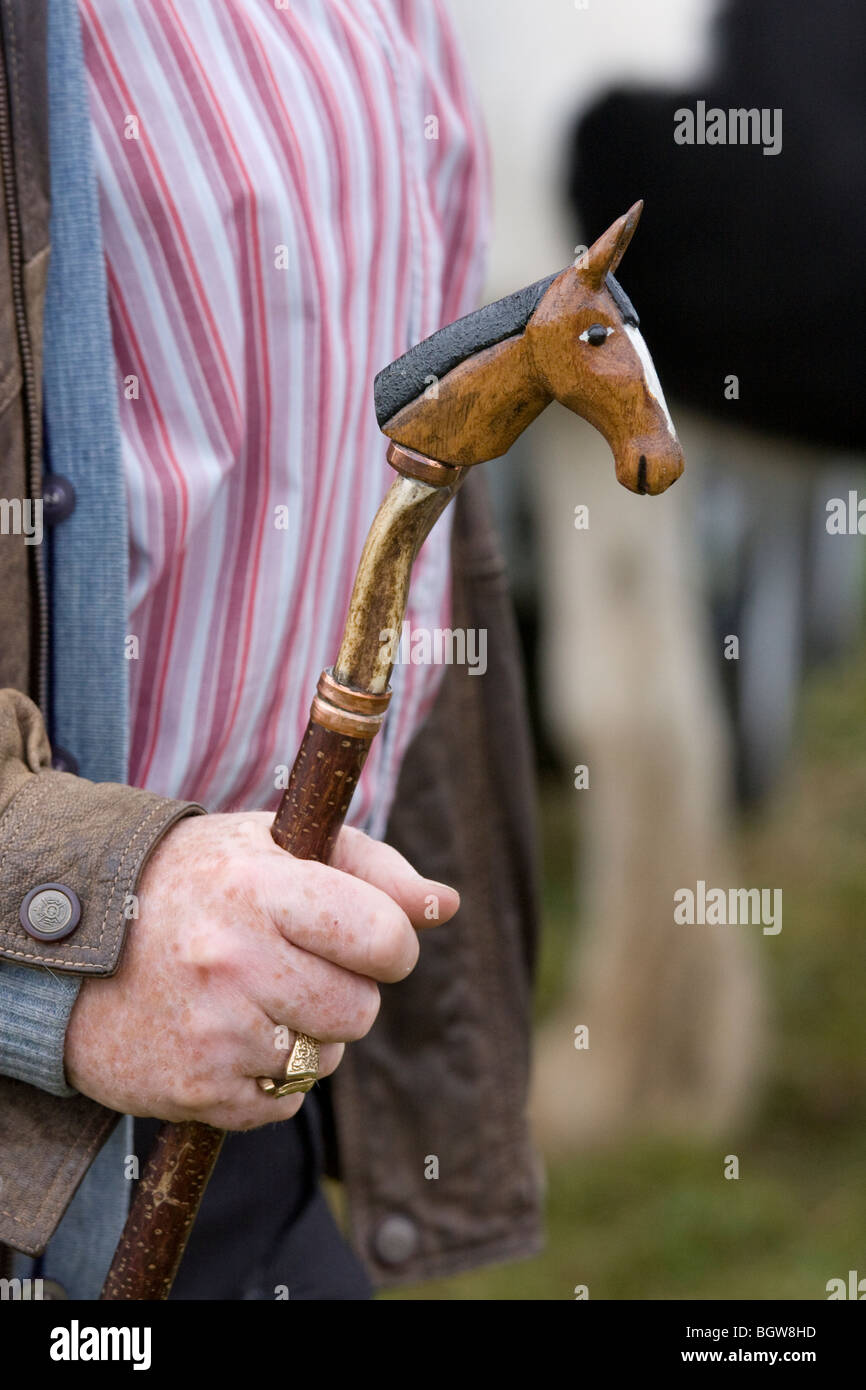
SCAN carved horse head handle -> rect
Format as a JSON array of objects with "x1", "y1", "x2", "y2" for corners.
[{"x1": 374, "y1": 200, "x2": 684, "y2": 496}]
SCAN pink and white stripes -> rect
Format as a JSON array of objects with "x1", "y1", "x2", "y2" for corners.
[{"x1": 78, "y1": 0, "x2": 488, "y2": 833}]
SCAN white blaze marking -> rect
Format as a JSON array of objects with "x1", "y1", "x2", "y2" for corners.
[{"x1": 624, "y1": 324, "x2": 677, "y2": 438}]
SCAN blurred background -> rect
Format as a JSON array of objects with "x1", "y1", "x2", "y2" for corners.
[{"x1": 390, "y1": 0, "x2": 866, "y2": 1299}]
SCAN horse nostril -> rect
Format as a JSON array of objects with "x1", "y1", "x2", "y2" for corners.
[{"x1": 636, "y1": 455, "x2": 648, "y2": 494}]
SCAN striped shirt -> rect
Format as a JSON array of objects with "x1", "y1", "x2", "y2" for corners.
[{"x1": 78, "y1": 0, "x2": 488, "y2": 834}]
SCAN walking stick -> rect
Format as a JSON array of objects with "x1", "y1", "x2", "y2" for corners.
[{"x1": 101, "y1": 202, "x2": 684, "y2": 1298}]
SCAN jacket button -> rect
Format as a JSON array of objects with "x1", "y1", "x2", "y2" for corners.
[
  {"x1": 20, "y1": 884, "x2": 82, "y2": 942},
  {"x1": 51, "y1": 747, "x2": 79, "y2": 775},
  {"x1": 41, "y1": 474, "x2": 76, "y2": 525},
  {"x1": 373, "y1": 1215, "x2": 418, "y2": 1266}
]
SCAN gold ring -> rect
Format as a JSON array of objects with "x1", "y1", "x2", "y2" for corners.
[{"x1": 256, "y1": 1032, "x2": 320, "y2": 1097}]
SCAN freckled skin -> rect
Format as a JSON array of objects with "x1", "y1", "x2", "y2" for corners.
[{"x1": 64, "y1": 814, "x2": 459, "y2": 1131}]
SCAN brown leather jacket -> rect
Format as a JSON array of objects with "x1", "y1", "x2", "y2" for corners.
[{"x1": 0, "y1": 2, "x2": 541, "y2": 1288}]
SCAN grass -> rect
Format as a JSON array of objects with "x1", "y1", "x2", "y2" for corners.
[{"x1": 383, "y1": 641, "x2": 866, "y2": 1299}]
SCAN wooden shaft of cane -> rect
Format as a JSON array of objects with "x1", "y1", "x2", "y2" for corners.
[
  {"x1": 99, "y1": 1120, "x2": 225, "y2": 1301},
  {"x1": 100, "y1": 450, "x2": 466, "y2": 1300}
]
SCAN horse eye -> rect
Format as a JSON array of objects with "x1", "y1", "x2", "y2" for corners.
[{"x1": 583, "y1": 323, "x2": 610, "y2": 347}]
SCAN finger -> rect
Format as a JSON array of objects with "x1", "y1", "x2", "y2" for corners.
[
  {"x1": 227, "y1": 810, "x2": 458, "y2": 926},
  {"x1": 251, "y1": 942, "x2": 382, "y2": 1043},
  {"x1": 330, "y1": 826, "x2": 460, "y2": 928},
  {"x1": 199, "y1": 1081, "x2": 309, "y2": 1132},
  {"x1": 221, "y1": 1040, "x2": 344, "y2": 1131},
  {"x1": 261, "y1": 856, "x2": 420, "y2": 983},
  {"x1": 165, "y1": 996, "x2": 345, "y2": 1098},
  {"x1": 161, "y1": 1011, "x2": 344, "y2": 1131},
  {"x1": 199, "y1": 917, "x2": 384, "y2": 1040},
  {"x1": 154, "y1": 1085, "x2": 309, "y2": 1129},
  {"x1": 246, "y1": 1026, "x2": 344, "y2": 1087}
]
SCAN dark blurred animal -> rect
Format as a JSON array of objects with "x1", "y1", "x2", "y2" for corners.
[
  {"x1": 570, "y1": 0, "x2": 866, "y2": 452},
  {"x1": 568, "y1": 0, "x2": 866, "y2": 804}
]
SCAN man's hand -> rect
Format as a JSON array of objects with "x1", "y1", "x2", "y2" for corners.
[{"x1": 64, "y1": 813, "x2": 459, "y2": 1129}]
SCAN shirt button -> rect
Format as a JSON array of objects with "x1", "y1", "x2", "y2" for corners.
[
  {"x1": 19, "y1": 884, "x2": 82, "y2": 942},
  {"x1": 373, "y1": 1215, "x2": 419, "y2": 1266},
  {"x1": 51, "y1": 747, "x2": 79, "y2": 775},
  {"x1": 41, "y1": 474, "x2": 76, "y2": 525}
]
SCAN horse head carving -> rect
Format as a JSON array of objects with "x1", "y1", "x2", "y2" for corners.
[{"x1": 375, "y1": 201, "x2": 684, "y2": 496}]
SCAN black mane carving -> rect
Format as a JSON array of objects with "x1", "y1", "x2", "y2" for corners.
[{"x1": 374, "y1": 269, "x2": 638, "y2": 426}]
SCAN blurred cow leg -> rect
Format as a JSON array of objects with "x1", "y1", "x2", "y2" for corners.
[{"x1": 530, "y1": 405, "x2": 763, "y2": 1150}]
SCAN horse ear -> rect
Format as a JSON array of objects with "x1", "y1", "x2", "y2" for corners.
[{"x1": 579, "y1": 201, "x2": 643, "y2": 288}]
